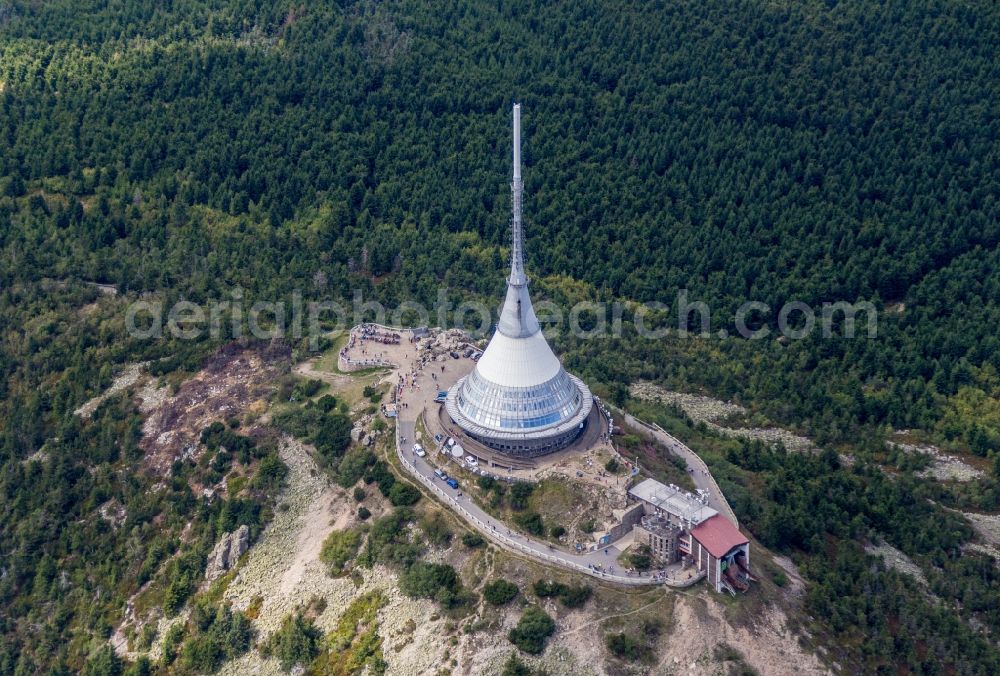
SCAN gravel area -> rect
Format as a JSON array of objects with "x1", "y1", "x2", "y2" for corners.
[
  {"x1": 865, "y1": 541, "x2": 927, "y2": 585},
  {"x1": 630, "y1": 382, "x2": 814, "y2": 451},
  {"x1": 887, "y1": 440, "x2": 986, "y2": 482},
  {"x1": 223, "y1": 436, "x2": 359, "y2": 634},
  {"x1": 74, "y1": 362, "x2": 147, "y2": 417},
  {"x1": 963, "y1": 511, "x2": 1000, "y2": 549},
  {"x1": 218, "y1": 434, "x2": 470, "y2": 674},
  {"x1": 656, "y1": 595, "x2": 829, "y2": 675}
]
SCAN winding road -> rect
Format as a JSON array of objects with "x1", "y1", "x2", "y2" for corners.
[{"x1": 395, "y1": 417, "x2": 703, "y2": 587}]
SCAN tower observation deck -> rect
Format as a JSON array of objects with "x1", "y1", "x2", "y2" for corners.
[{"x1": 445, "y1": 104, "x2": 593, "y2": 457}]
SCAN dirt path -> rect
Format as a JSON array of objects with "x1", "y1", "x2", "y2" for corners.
[
  {"x1": 293, "y1": 358, "x2": 354, "y2": 389},
  {"x1": 559, "y1": 594, "x2": 669, "y2": 637}
]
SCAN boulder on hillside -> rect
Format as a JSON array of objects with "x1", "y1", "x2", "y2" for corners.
[{"x1": 205, "y1": 524, "x2": 250, "y2": 580}]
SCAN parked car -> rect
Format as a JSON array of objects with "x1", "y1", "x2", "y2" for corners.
[
  {"x1": 412, "y1": 444, "x2": 426, "y2": 457},
  {"x1": 446, "y1": 478, "x2": 460, "y2": 489},
  {"x1": 449, "y1": 351, "x2": 460, "y2": 359},
  {"x1": 433, "y1": 433, "x2": 444, "y2": 443},
  {"x1": 434, "y1": 469, "x2": 445, "y2": 478},
  {"x1": 463, "y1": 348, "x2": 473, "y2": 358},
  {"x1": 465, "y1": 455, "x2": 478, "y2": 466}
]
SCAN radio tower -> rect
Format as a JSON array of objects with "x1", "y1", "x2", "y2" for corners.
[{"x1": 445, "y1": 103, "x2": 593, "y2": 458}]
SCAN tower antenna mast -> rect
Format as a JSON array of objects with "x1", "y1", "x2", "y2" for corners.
[{"x1": 509, "y1": 103, "x2": 526, "y2": 287}]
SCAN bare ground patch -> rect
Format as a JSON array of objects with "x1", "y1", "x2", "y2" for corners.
[
  {"x1": 865, "y1": 541, "x2": 928, "y2": 586},
  {"x1": 655, "y1": 594, "x2": 829, "y2": 675},
  {"x1": 138, "y1": 342, "x2": 291, "y2": 474},
  {"x1": 887, "y1": 439, "x2": 986, "y2": 482}
]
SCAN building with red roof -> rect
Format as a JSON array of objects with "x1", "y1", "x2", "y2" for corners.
[
  {"x1": 627, "y1": 478, "x2": 753, "y2": 594},
  {"x1": 690, "y1": 514, "x2": 751, "y2": 593}
]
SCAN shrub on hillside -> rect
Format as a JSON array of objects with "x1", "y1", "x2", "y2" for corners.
[
  {"x1": 508, "y1": 605, "x2": 555, "y2": 654},
  {"x1": 364, "y1": 459, "x2": 396, "y2": 495},
  {"x1": 388, "y1": 482, "x2": 421, "y2": 506},
  {"x1": 400, "y1": 561, "x2": 466, "y2": 607},
  {"x1": 419, "y1": 512, "x2": 452, "y2": 546},
  {"x1": 628, "y1": 544, "x2": 652, "y2": 571},
  {"x1": 533, "y1": 579, "x2": 592, "y2": 608},
  {"x1": 251, "y1": 453, "x2": 288, "y2": 491},
  {"x1": 509, "y1": 482, "x2": 534, "y2": 510},
  {"x1": 605, "y1": 632, "x2": 652, "y2": 662},
  {"x1": 319, "y1": 529, "x2": 362, "y2": 576},
  {"x1": 514, "y1": 511, "x2": 544, "y2": 536},
  {"x1": 179, "y1": 603, "x2": 254, "y2": 673},
  {"x1": 357, "y1": 509, "x2": 420, "y2": 568},
  {"x1": 501, "y1": 653, "x2": 532, "y2": 676},
  {"x1": 336, "y1": 448, "x2": 376, "y2": 487},
  {"x1": 483, "y1": 579, "x2": 519, "y2": 606},
  {"x1": 462, "y1": 532, "x2": 485, "y2": 548},
  {"x1": 260, "y1": 613, "x2": 321, "y2": 671}
]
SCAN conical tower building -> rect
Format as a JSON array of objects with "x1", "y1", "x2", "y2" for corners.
[{"x1": 446, "y1": 104, "x2": 593, "y2": 457}]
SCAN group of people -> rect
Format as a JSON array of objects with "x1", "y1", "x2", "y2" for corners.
[
  {"x1": 341, "y1": 325, "x2": 403, "y2": 367},
  {"x1": 358, "y1": 323, "x2": 401, "y2": 345}
]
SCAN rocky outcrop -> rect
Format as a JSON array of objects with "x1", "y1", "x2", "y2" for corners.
[
  {"x1": 206, "y1": 525, "x2": 250, "y2": 580},
  {"x1": 351, "y1": 414, "x2": 381, "y2": 448}
]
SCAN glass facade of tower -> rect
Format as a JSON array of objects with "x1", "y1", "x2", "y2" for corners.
[{"x1": 455, "y1": 368, "x2": 582, "y2": 431}]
